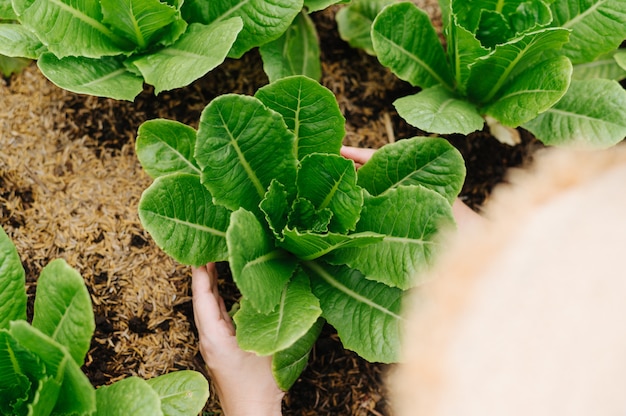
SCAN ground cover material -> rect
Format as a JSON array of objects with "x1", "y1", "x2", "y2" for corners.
[{"x1": 0, "y1": 5, "x2": 541, "y2": 415}]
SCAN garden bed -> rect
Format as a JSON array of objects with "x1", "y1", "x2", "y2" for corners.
[{"x1": 0, "y1": 5, "x2": 542, "y2": 415}]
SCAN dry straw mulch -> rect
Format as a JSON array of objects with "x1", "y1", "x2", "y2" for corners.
[
  {"x1": 0, "y1": 65, "x2": 198, "y2": 384},
  {"x1": 0, "y1": 69, "x2": 392, "y2": 415},
  {"x1": 0, "y1": 7, "x2": 411, "y2": 415},
  {"x1": 0, "y1": 4, "x2": 538, "y2": 415}
]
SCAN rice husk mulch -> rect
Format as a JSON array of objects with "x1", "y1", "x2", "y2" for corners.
[
  {"x1": 0, "y1": 8, "x2": 402, "y2": 415},
  {"x1": 0, "y1": 5, "x2": 540, "y2": 415},
  {"x1": 0, "y1": 65, "x2": 197, "y2": 384}
]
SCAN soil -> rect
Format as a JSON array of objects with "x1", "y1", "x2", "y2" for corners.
[{"x1": 1, "y1": 5, "x2": 543, "y2": 416}]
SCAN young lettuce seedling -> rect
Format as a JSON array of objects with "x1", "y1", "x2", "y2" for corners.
[
  {"x1": 366, "y1": 0, "x2": 626, "y2": 148},
  {"x1": 0, "y1": 226, "x2": 209, "y2": 416},
  {"x1": 136, "y1": 75, "x2": 466, "y2": 389}
]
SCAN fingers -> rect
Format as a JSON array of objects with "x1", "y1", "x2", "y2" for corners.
[
  {"x1": 191, "y1": 264, "x2": 235, "y2": 336},
  {"x1": 340, "y1": 145, "x2": 376, "y2": 166},
  {"x1": 191, "y1": 264, "x2": 209, "y2": 293},
  {"x1": 192, "y1": 264, "x2": 225, "y2": 332}
]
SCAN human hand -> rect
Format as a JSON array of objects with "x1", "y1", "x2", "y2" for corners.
[
  {"x1": 340, "y1": 145, "x2": 376, "y2": 168},
  {"x1": 192, "y1": 264, "x2": 284, "y2": 416}
]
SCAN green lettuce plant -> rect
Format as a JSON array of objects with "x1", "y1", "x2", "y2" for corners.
[
  {"x1": 181, "y1": 0, "x2": 349, "y2": 84},
  {"x1": 135, "y1": 75, "x2": 466, "y2": 389},
  {"x1": 0, "y1": 0, "x2": 350, "y2": 97},
  {"x1": 367, "y1": 0, "x2": 626, "y2": 148},
  {"x1": 0, "y1": 226, "x2": 209, "y2": 415},
  {"x1": 0, "y1": 0, "x2": 244, "y2": 100},
  {"x1": 336, "y1": 0, "x2": 395, "y2": 55}
]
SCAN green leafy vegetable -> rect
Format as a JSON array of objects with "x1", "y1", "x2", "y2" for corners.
[
  {"x1": 306, "y1": 262, "x2": 403, "y2": 363},
  {"x1": 0, "y1": 54, "x2": 29, "y2": 77},
  {"x1": 136, "y1": 119, "x2": 200, "y2": 178},
  {"x1": 373, "y1": 2, "x2": 454, "y2": 90},
  {"x1": 192, "y1": 0, "x2": 303, "y2": 59},
  {"x1": 129, "y1": 20, "x2": 244, "y2": 95},
  {"x1": 572, "y1": 50, "x2": 626, "y2": 81},
  {"x1": 259, "y1": 11, "x2": 321, "y2": 83},
  {"x1": 254, "y1": 75, "x2": 344, "y2": 159},
  {"x1": 393, "y1": 85, "x2": 484, "y2": 135},
  {"x1": 336, "y1": 0, "x2": 395, "y2": 55},
  {"x1": 1, "y1": 0, "x2": 352, "y2": 92},
  {"x1": 136, "y1": 75, "x2": 466, "y2": 389},
  {"x1": 95, "y1": 377, "x2": 162, "y2": 416},
  {"x1": 31, "y1": 259, "x2": 95, "y2": 366},
  {"x1": 551, "y1": 0, "x2": 626, "y2": 64},
  {"x1": 0, "y1": 0, "x2": 16, "y2": 20},
  {"x1": 184, "y1": 0, "x2": 350, "y2": 82},
  {"x1": 305, "y1": 0, "x2": 350, "y2": 12},
  {"x1": 0, "y1": 4, "x2": 35, "y2": 77},
  {"x1": 523, "y1": 79, "x2": 626, "y2": 147},
  {"x1": 37, "y1": 54, "x2": 145, "y2": 101},
  {"x1": 0, "y1": 226, "x2": 209, "y2": 415},
  {"x1": 0, "y1": 0, "x2": 243, "y2": 99},
  {"x1": 138, "y1": 173, "x2": 231, "y2": 266},
  {"x1": 271, "y1": 318, "x2": 324, "y2": 390},
  {"x1": 0, "y1": 226, "x2": 26, "y2": 329},
  {"x1": 146, "y1": 370, "x2": 211, "y2": 416},
  {"x1": 366, "y1": 0, "x2": 626, "y2": 147},
  {"x1": 234, "y1": 268, "x2": 322, "y2": 355}
]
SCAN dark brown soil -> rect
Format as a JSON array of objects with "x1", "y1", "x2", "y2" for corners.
[{"x1": 0, "y1": 5, "x2": 544, "y2": 416}]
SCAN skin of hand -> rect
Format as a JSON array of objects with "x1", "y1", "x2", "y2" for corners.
[
  {"x1": 340, "y1": 145, "x2": 375, "y2": 168},
  {"x1": 191, "y1": 264, "x2": 284, "y2": 416}
]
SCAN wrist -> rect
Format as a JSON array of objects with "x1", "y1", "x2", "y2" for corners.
[{"x1": 220, "y1": 394, "x2": 284, "y2": 416}]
